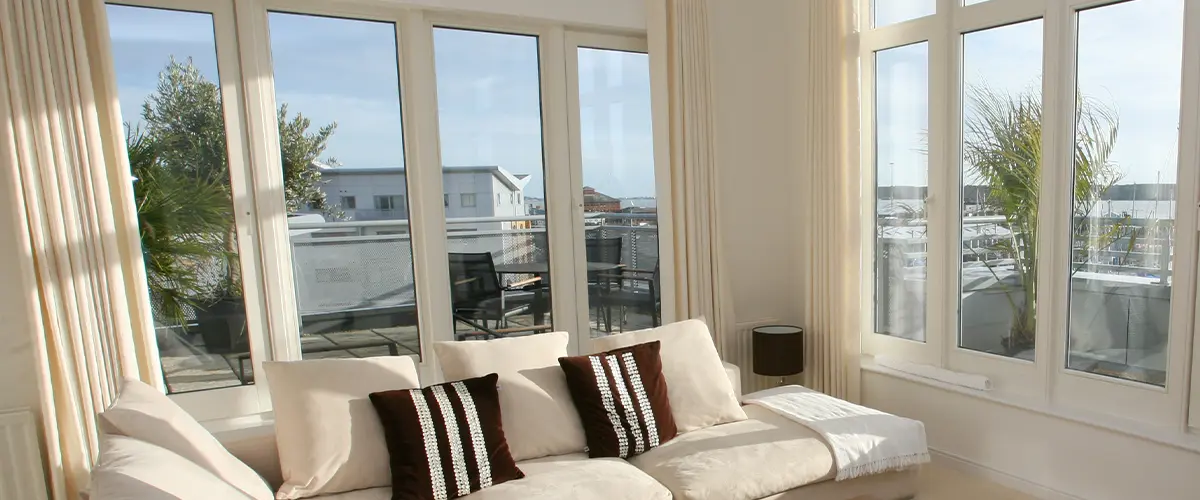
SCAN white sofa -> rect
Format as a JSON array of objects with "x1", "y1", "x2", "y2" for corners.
[
  {"x1": 213, "y1": 362, "x2": 916, "y2": 500},
  {"x1": 92, "y1": 323, "x2": 918, "y2": 500}
]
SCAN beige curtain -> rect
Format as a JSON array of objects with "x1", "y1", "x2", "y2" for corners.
[
  {"x1": 647, "y1": 0, "x2": 737, "y2": 358},
  {"x1": 0, "y1": 0, "x2": 161, "y2": 497},
  {"x1": 800, "y1": 0, "x2": 861, "y2": 401}
]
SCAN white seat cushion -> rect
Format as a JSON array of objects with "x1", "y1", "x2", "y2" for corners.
[
  {"x1": 90, "y1": 435, "x2": 253, "y2": 500},
  {"x1": 311, "y1": 454, "x2": 671, "y2": 500},
  {"x1": 592, "y1": 319, "x2": 747, "y2": 433},
  {"x1": 99, "y1": 379, "x2": 272, "y2": 500},
  {"x1": 629, "y1": 405, "x2": 839, "y2": 500},
  {"x1": 263, "y1": 357, "x2": 420, "y2": 499},
  {"x1": 433, "y1": 332, "x2": 587, "y2": 461}
]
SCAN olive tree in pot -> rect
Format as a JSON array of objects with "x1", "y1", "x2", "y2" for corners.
[
  {"x1": 963, "y1": 84, "x2": 1130, "y2": 356},
  {"x1": 132, "y1": 58, "x2": 337, "y2": 355}
]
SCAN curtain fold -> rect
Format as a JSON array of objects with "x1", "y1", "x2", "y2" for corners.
[
  {"x1": 648, "y1": 0, "x2": 737, "y2": 359},
  {"x1": 801, "y1": 0, "x2": 862, "y2": 402},
  {"x1": 0, "y1": 0, "x2": 160, "y2": 497}
]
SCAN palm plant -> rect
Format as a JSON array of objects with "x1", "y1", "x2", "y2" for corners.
[
  {"x1": 963, "y1": 85, "x2": 1124, "y2": 354},
  {"x1": 128, "y1": 125, "x2": 236, "y2": 329}
]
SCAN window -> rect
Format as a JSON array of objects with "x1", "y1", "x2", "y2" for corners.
[
  {"x1": 435, "y1": 28, "x2": 554, "y2": 339},
  {"x1": 959, "y1": 20, "x2": 1043, "y2": 359},
  {"x1": 1068, "y1": 0, "x2": 1183, "y2": 387},
  {"x1": 103, "y1": 0, "x2": 670, "y2": 420},
  {"x1": 269, "y1": 12, "x2": 420, "y2": 362},
  {"x1": 570, "y1": 43, "x2": 661, "y2": 337},
  {"x1": 374, "y1": 195, "x2": 404, "y2": 211},
  {"x1": 874, "y1": 0, "x2": 935, "y2": 28},
  {"x1": 109, "y1": 4, "x2": 255, "y2": 395},
  {"x1": 874, "y1": 42, "x2": 929, "y2": 342},
  {"x1": 862, "y1": 0, "x2": 1199, "y2": 433}
]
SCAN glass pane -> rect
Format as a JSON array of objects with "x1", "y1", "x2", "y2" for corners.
[
  {"x1": 575, "y1": 48, "x2": 660, "y2": 338},
  {"x1": 874, "y1": 43, "x2": 929, "y2": 341},
  {"x1": 268, "y1": 13, "x2": 421, "y2": 361},
  {"x1": 434, "y1": 28, "x2": 553, "y2": 340},
  {"x1": 959, "y1": 19, "x2": 1043, "y2": 360},
  {"x1": 1068, "y1": 0, "x2": 1182, "y2": 386},
  {"x1": 108, "y1": 5, "x2": 251, "y2": 393},
  {"x1": 874, "y1": 0, "x2": 935, "y2": 28}
]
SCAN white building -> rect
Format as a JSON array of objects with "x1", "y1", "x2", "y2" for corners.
[{"x1": 315, "y1": 164, "x2": 532, "y2": 224}]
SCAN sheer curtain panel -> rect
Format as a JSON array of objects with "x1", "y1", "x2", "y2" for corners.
[
  {"x1": 800, "y1": 0, "x2": 861, "y2": 401},
  {"x1": 647, "y1": 0, "x2": 737, "y2": 359},
  {"x1": 0, "y1": 0, "x2": 160, "y2": 497}
]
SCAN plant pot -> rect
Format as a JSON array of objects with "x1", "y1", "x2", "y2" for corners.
[{"x1": 195, "y1": 297, "x2": 249, "y2": 355}]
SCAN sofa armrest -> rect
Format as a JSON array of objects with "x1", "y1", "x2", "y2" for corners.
[{"x1": 722, "y1": 361, "x2": 742, "y2": 401}]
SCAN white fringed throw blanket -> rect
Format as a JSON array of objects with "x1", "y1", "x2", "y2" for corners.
[{"x1": 744, "y1": 385, "x2": 930, "y2": 481}]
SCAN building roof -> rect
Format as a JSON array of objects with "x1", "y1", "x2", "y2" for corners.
[
  {"x1": 314, "y1": 163, "x2": 532, "y2": 192},
  {"x1": 582, "y1": 186, "x2": 619, "y2": 204}
]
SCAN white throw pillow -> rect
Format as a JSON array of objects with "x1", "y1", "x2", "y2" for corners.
[
  {"x1": 433, "y1": 332, "x2": 586, "y2": 461},
  {"x1": 263, "y1": 357, "x2": 420, "y2": 499},
  {"x1": 592, "y1": 319, "x2": 747, "y2": 433},
  {"x1": 99, "y1": 379, "x2": 272, "y2": 500},
  {"x1": 90, "y1": 435, "x2": 253, "y2": 500}
]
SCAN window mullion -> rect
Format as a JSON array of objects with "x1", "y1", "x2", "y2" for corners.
[
  {"x1": 1035, "y1": 0, "x2": 1073, "y2": 403},
  {"x1": 398, "y1": 10, "x2": 453, "y2": 382},
  {"x1": 927, "y1": 7, "x2": 954, "y2": 367},
  {"x1": 1175, "y1": 0, "x2": 1200, "y2": 431}
]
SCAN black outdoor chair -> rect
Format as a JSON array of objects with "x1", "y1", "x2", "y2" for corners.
[
  {"x1": 585, "y1": 236, "x2": 624, "y2": 327},
  {"x1": 448, "y1": 252, "x2": 549, "y2": 340},
  {"x1": 594, "y1": 260, "x2": 661, "y2": 334}
]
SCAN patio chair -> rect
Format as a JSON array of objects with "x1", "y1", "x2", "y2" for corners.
[
  {"x1": 448, "y1": 252, "x2": 550, "y2": 340},
  {"x1": 594, "y1": 260, "x2": 661, "y2": 334},
  {"x1": 585, "y1": 236, "x2": 624, "y2": 327}
]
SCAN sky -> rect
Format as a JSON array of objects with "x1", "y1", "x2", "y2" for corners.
[
  {"x1": 875, "y1": 0, "x2": 1184, "y2": 188},
  {"x1": 106, "y1": 6, "x2": 657, "y2": 200}
]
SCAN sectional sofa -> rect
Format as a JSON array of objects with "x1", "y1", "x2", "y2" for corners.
[{"x1": 89, "y1": 320, "x2": 919, "y2": 500}]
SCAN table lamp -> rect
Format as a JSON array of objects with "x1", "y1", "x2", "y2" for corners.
[{"x1": 752, "y1": 325, "x2": 804, "y2": 386}]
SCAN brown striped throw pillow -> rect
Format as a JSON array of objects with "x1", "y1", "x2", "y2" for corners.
[
  {"x1": 369, "y1": 373, "x2": 523, "y2": 500},
  {"x1": 558, "y1": 341, "x2": 677, "y2": 459}
]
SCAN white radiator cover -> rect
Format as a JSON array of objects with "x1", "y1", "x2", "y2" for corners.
[{"x1": 0, "y1": 409, "x2": 48, "y2": 500}]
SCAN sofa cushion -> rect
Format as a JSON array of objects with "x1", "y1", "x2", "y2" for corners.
[
  {"x1": 433, "y1": 333, "x2": 586, "y2": 461},
  {"x1": 592, "y1": 319, "x2": 746, "y2": 433},
  {"x1": 558, "y1": 341, "x2": 676, "y2": 458},
  {"x1": 369, "y1": 373, "x2": 524, "y2": 499},
  {"x1": 90, "y1": 435, "x2": 253, "y2": 500},
  {"x1": 311, "y1": 454, "x2": 671, "y2": 500},
  {"x1": 628, "y1": 405, "x2": 841, "y2": 500},
  {"x1": 99, "y1": 379, "x2": 272, "y2": 500},
  {"x1": 263, "y1": 357, "x2": 420, "y2": 499}
]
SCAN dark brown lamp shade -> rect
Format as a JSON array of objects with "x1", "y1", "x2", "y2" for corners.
[{"x1": 752, "y1": 325, "x2": 804, "y2": 377}]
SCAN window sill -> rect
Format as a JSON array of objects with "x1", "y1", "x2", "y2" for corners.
[
  {"x1": 202, "y1": 412, "x2": 275, "y2": 443},
  {"x1": 861, "y1": 355, "x2": 1200, "y2": 455}
]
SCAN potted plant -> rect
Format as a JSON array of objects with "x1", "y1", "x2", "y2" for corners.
[{"x1": 963, "y1": 85, "x2": 1131, "y2": 355}]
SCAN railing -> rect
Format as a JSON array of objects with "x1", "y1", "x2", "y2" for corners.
[{"x1": 288, "y1": 214, "x2": 660, "y2": 314}]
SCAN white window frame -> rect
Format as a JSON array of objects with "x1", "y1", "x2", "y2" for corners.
[
  {"x1": 460, "y1": 193, "x2": 476, "y2": 207},
  {"x1": 107, "y1": 0, "x2": 276, "y2": 420},
  {"x1": 562, "y1": 31, "x2": 675, "y2": 353},
  {"x1": 105, "y1": 0, "x2": 672, "y2": 422},
  {"x1": 861, "y1": 0, "x2": 1200, "y2": 442}
]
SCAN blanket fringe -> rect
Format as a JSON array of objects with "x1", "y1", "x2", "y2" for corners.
[{"x1": 836, "y1": 452, "x2": 931, "y2": 481}]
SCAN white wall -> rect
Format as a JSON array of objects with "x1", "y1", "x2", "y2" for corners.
[
  {"x1": 708, "y1": 0, "x2": 805, "y2": 329},
  {"x1": 863, "y1": 372, "x2": 1200, "y2": 499}
]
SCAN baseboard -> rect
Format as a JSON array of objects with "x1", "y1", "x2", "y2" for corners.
[{"x1": 929, "y1": 448, "x2": 1084, "y2": 500}]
